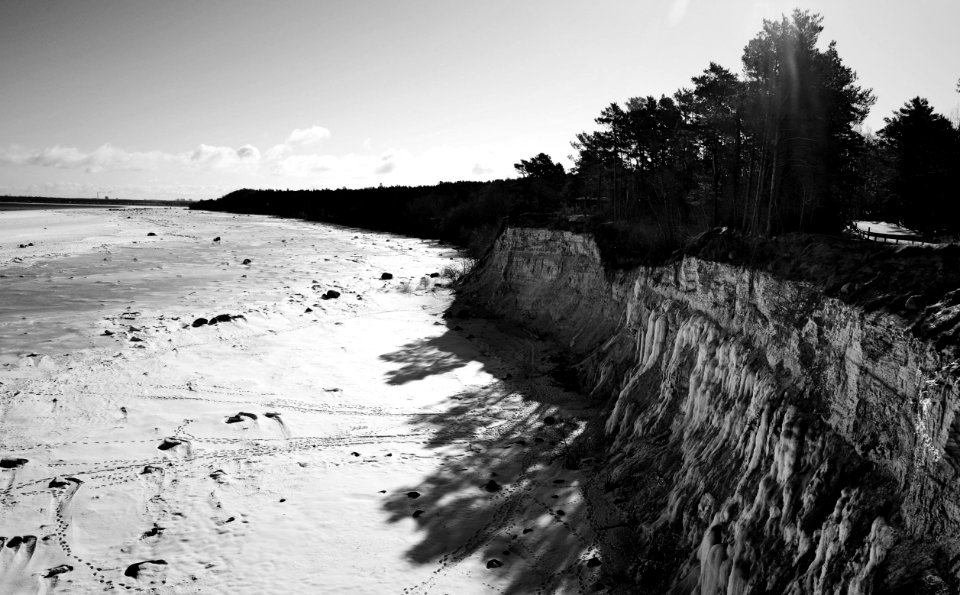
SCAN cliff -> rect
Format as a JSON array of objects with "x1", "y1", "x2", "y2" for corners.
[{"x1": 462, "y1": 227, "x2": 960, "y2": 594}]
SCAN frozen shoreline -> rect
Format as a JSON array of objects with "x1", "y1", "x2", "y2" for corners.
[{"x1": 0, "y1": 208, "x2": 597, "y2": 594}]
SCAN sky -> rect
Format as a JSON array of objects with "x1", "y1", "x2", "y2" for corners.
[{"x1": 1, "y1": 0, "x2": 958, "y2": 200}]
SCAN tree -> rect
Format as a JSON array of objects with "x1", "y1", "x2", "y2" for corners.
[
  {"x1": 689, "y1": 62, "x2": 743, "y2": 225},
  {"x1": 514, "y1": 153, "x2": 565, "y2": 183},
  {"x1": 879, "y1": 97, "x2": 960, "y2": 235},
  {"x1": 740, "y1": 10, "x2": 874, "y2": 234}
]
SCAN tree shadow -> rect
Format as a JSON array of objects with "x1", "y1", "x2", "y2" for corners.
[
  {"x1": 379, "y1": 334, "x2": 475, "y2": 385},
  {"x1": 379, "y1": 303, "x2": 632, "y2": 594}
]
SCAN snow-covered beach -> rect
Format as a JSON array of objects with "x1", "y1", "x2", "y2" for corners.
[{"x1": 0, "y1": 208, "x2": 599, "y2": 594}]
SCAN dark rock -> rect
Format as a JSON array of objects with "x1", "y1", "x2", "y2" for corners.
[
  {"x1": 522, "y1": 528, "x2": 533, "y2": 534},
  {"x1": 212, "y1": 314, "x2": 232, "y2": 323},
  {"x1": 321, "y1": 290, "x2": 341, "y2": 300},
  {"x1": 380, "y1": 272, "x2": 393, "y2": 280},
  {"x1": 48, "y1": 477, "x2": 82, "y2": 489},
  {"x1": 191, "y1": 317, "x2": 209, "y2": 328},
  {"x1": 406, "y1": 491, "x2": 421, "y2": 499},
  {"x1": 124, "y1": 560, "x2": 167, "y2": 579},
  {"x1": 157, "y1": 437, "x2": 183, "y2": 451},
  {"x1": 305, "y1": 307, "x2": 313, "y2": 313},
  {"x1": 0, "y1": 457, "x2": 28, "y2": 469},
  {"x1": 225, "y1": 412, "x2": 257, "y2": 424},
  {"x1": 543, "y1": 416, "x2": 557, "y2": 425},
  {"x1": 140, "y1": 465, "x2": 163, "y2": 475},
  {"x1": 129, "y1": 336, "x2": 143, "y2": 342},
  {"x1": 429, "y1": 272, "x2": 440, "y2": 278},
  {"x1": 147, "y1": 232, "x2": 156, "y2": 237},
  {"x1": 42, "y1": 564, "x2": 73, "y2": 578},
  {"x1": 486, "y1": 559, "x2": 503, "y2": 569},
  {"x1": 412, "y1": 510, "x2": 425, "y2": 518},
  {"x1": 242, "y1": 258, "x2": 252, "y2": 265},
  {"x1": 264, "y1": 412, "x2": 281, "y2": 419},
  {"x1": 213, "y1": 236, "x2": 221, "y2": 242},
  {"x1": 586, "y1": 557, "x2": 602, "y2": 567},
  {"x1": 483, "y1": 480, "x2": 502, "y2": 493}
]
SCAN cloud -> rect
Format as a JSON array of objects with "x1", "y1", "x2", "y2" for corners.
[
  {"x1": 472, "y1": 163, "x2": 494, "y2": 176},
  {"x1": 668, "y1": 0, "x2": 690, "y2": 25},
  {"x1": 236, "y1": 144, "x2": 261, "y2": 160},
  {"x1": 285, "y1": 125, "x2": 332, "y2": 146},
  {"x1": 0, "y1": 143, "x2": 175, "y2": 172}
]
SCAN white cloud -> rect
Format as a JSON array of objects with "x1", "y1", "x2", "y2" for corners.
[
  {"x1": 668, "y1": 0, "x2": 690, "y2": 25},
  {"x1": 285, "y1": 125, "x2": 332, "y2": 146},
  {"x1": 0, "y1": 133, "x2": 520, "y2": 199},
  {"x1": 472, "y1": 163, "x2": 494, "y2": 176}
]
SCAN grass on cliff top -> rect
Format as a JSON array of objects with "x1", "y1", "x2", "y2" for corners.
[
  {"x1": 528, "y1": 216, "x2": 960, "y2": 347},
  {"x1": 675, "y1": 228, "x2": 960, "y2": 347}
]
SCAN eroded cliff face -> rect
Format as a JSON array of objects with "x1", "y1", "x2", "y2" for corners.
[{"x1": 464, "y1": 227, "x2": 960, "y2": 594}]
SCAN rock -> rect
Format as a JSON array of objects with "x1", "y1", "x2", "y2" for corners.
[
  {"x1": 242, "y1": 258, "x2": 252, "y2": 265},
  {"x1": 42, "y1": 564, "x2": 73, "y2": 578},
  {"x1": 129, "y1": 336, "x2": 143, "y2": 342},
  {"x1": 124, "y1": 560, "x2": 167, "y2": 579},
  {"x1": 0, "y1": 457, "x2": 28, "y2": 469},
  {"x1": 305, "y1": 307, "x2": 313, "y2": 313},
  {"x1": 321, "y1": 290, "x2": 341, "y2": 300},
  {"x1": 543, "y1": 416, "x2": 557, "y2": 425},
  {"x1": 586, "y1": 557, "x2": 602, "y2": 567},
  {"x1": 486, "y1": 559, "x2": 503, "y2": 569},
  {"x1": 430, "y1": 272, "x2": 440, "y2": 278},
  {"x1": 213, "y1": 236, "x2": 221, "y2": 242},
  {"x1": 48, "y1": 476, "x2": 82, "y2": 489},
  {"x1": 381, "y1": 272, "x2": 393, "y2": 280},
  {"x1": 191, "y1": 317, "x2": 209, "y2": 327},
  {"x1": 406, "y1": 491, "x2": 421, "y2": 498},
  {"x1": 483, "y1": 479, "x2": 502, "y2": 492},
  {"x1": 412, "y1": 510, "x2": 425, "y2": 518},
  {"x1": 225, "y1": 412, "x2": 258, "y2": 424},
  {"x1": 147, "y1": 232, "x2": 156, "y2": 237},
  {"x1": 212, "y1": 314, "x2": 232, "y2": 323},
  {"x1": 101, "y1": 330, "x2": 114, "y2": 336},
  {"x1": 157, "y1": 437, "x2": 183, "y2": 451}
]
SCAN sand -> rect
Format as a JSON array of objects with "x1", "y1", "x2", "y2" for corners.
[{"x1": 0, "y1": 208, "x2": 602, "y2": 594}]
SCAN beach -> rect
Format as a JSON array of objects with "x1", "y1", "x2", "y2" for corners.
[{"x1": 0, "y1": 207, "x2": 599, "y2": 594}]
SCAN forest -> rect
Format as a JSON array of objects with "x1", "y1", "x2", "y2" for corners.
[{"x1": 195, "y1": 10, "x2": 960, "y2": 263}]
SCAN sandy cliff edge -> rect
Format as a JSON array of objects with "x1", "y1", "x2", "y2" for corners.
[{"x1": 462, "y1": 226, "x2": 960, "y2": 594}]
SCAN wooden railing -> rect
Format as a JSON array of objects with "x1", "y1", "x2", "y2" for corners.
[{"x1": 847, "y1": 224, "x2": 929, "y2": 246}]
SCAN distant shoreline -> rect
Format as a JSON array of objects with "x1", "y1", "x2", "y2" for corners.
[{"x1": 0, "y1": 196, "x2": 195, "y2": 208}]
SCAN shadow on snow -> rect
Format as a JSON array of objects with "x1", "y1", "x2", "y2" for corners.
[{"x1": 378, "y1": 297, "x2": 632, "y2": 594}]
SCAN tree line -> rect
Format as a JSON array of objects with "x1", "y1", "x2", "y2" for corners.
[
  {"x1": 198, "y1": 9, "x2": 960, "y2": 259},
  {"x1": 551, "y1": 9, "x2": 960, "y2": 240}
]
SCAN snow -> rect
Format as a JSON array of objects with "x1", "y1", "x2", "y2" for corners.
[
  {"x1": 851, "y1": 220, "x2": 917, "y2": 237},
  {"x1": 0, "y1": 208, "x2": 599, "y2": 594}
]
